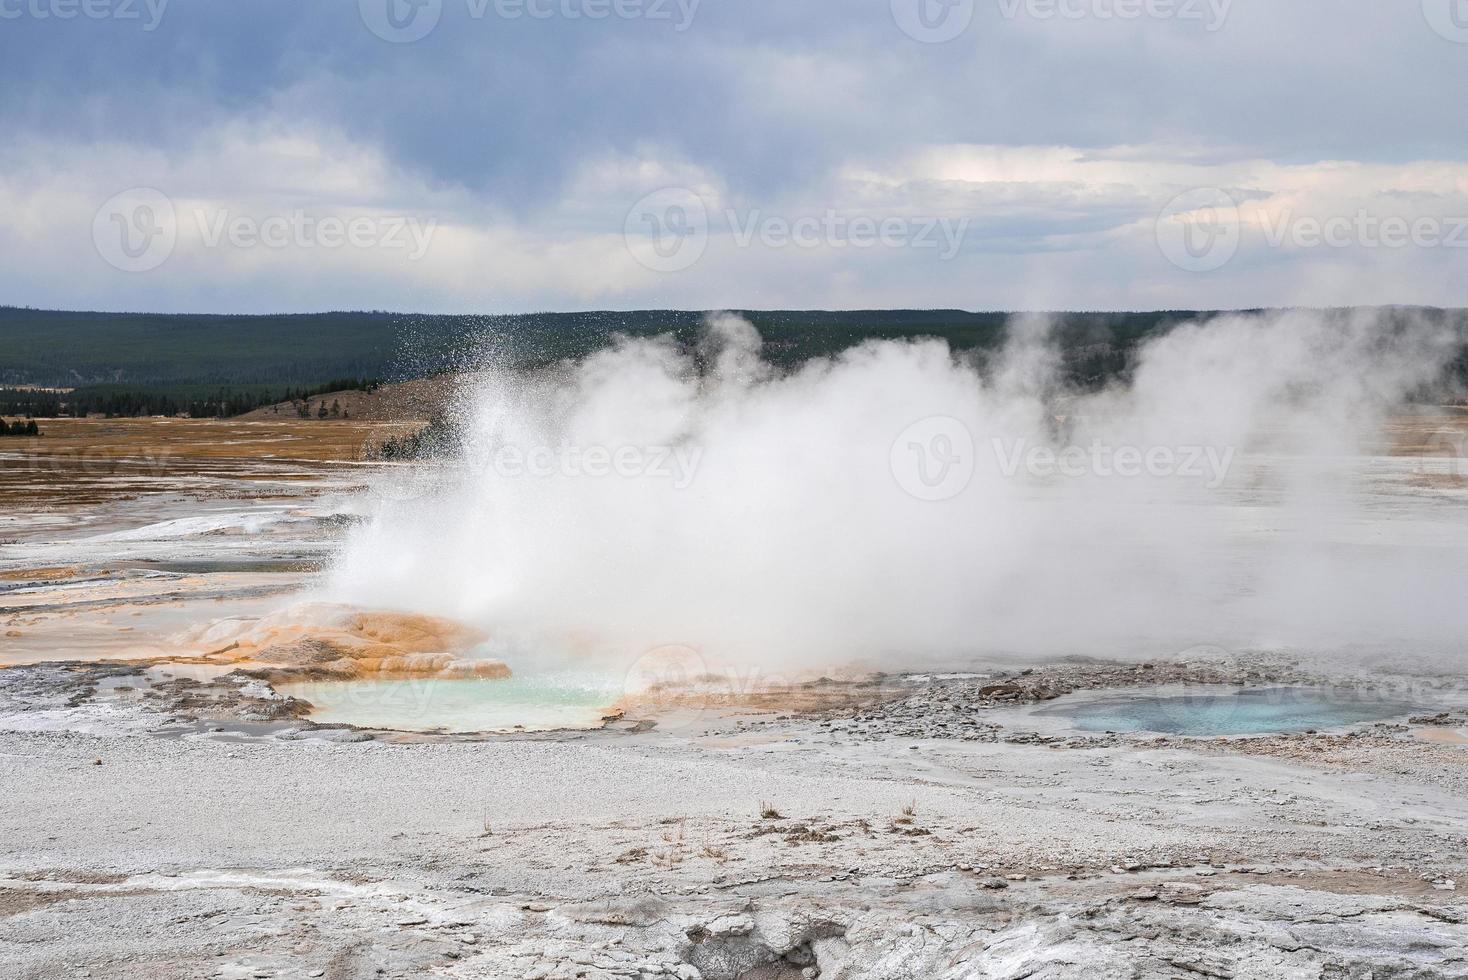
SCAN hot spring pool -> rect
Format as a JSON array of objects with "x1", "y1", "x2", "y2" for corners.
[
  {"x1": 277, "y1": 671, "x2": 623, "y2": 733},
  {"x1": 1037, "y1": 686, "x2": 1415, "y2": 736}
]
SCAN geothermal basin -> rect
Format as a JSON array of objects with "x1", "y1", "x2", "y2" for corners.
[
  {"x1": 1035, "y1": 685, "x2": 1420, "y2": 737},
  {"x1": 276, "y1": 670, "x2": 623, "y2": 733}
]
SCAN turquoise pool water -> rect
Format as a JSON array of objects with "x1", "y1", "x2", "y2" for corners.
[
  {"x1": 1039, "y1": 687, "x2": 1415, "y2": 736},
  {"x1": 278, "y1": 670, "x2": 623, "y2": 733}
]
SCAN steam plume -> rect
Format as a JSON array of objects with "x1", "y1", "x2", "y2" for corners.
[{"x1": 324, "y1": 309, "x2": 1463, "y2": 669}]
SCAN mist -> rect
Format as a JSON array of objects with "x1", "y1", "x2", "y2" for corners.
[{"x1": 323, "y1": 309, "x2": 1466, "y2": 671}]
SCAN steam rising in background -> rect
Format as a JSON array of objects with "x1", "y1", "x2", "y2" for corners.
[{"x1": 324, "y1": 310, "x2": 1466, "y2": 669}]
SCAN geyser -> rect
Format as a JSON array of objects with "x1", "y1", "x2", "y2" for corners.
[{"x1": 323, "y1": 309, "x2": 1465, "y2": 671}]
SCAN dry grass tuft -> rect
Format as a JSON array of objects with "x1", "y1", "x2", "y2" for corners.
[{"x1": 652, "y1": 819, "x2": 688, "y2": 868}]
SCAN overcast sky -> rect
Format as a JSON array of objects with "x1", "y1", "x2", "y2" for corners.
[{"x1": 1, "y1": 0, "x2": 1466, "y2": 314}]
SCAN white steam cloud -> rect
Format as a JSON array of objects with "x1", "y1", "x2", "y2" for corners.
[{"x1": 324, "y1": 310, "x2": 1465, "y2": 670}]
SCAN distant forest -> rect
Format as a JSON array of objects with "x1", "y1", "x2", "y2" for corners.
[
  {"x1": 0, "y1": 379, "x2": 379, "y2": 420},
  {"x1": 1, "y1": 305, "x2": 1465, "y2": 418}
]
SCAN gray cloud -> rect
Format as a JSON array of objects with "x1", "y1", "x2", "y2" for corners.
[{"x1": 0, "y1": 0, "x2": 1464, "y2": 311}]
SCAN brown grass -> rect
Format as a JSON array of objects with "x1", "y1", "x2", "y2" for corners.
[{"x1": 0, "y1": 417, "x2": 416, "y2": 508}]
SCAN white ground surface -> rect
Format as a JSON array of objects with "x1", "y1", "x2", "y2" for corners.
[{"x1": 3, "y1": 699, "x2": 1467, "y2": 979}]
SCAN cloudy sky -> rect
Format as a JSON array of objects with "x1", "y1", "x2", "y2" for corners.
[{"x1": 1, "y1": 0, "x2": 1466, "y2": 314}]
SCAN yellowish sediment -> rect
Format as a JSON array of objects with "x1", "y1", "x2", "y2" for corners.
[
  {"x1": 179, "y1": 602, "x2": 511, "y2": 682},
  {"x1": 1416, "y1": 726, "x2": 1468, "y2": 745},
  {"x1": 615, "y1": 646, "x2": 887, "y2": 718},
  {"x1": 0, "y1": 567, "x2": 83, "y2": 582}
]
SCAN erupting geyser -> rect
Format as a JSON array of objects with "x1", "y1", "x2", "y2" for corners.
[{"x1": 323, "y1": 309, "x2": 1466, "y2": 671}]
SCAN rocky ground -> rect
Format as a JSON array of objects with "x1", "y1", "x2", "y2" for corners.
[{"x1": 2, "y1": 657, "x2": 1467, "y2": 979}]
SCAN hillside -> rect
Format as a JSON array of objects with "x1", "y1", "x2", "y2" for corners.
[
  {"x1": 2, "y1": 306, "x2": 1465, "y2": 402},
  {"x1": 238, "y1": 375, "x2": 457, "y2": 423},
  {"x1": 0, "y1": 306, "x2": 1228, "y2": 388}
]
